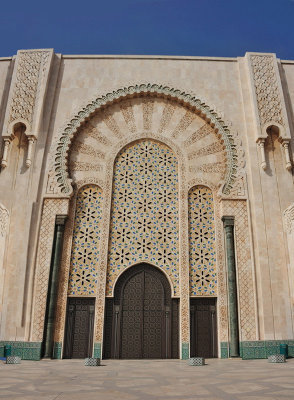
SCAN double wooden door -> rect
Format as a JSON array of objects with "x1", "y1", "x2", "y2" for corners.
[
  {"x1": 63, "y1": 297, "x2": 95, "y2": 359},
  {"x1": 190, "y1": 298, "x2": 217, "y2": 358},
  {"x1": 103, "y1": 264, "x2": 179, "y2": 359}
]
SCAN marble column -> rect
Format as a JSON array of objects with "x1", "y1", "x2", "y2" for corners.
[
  {"x1": 43, "y1": 215, "x2": 67, "y2": 358},
  {"x1": 222, "y1": 216, "x2": 240, "y2": 357}
]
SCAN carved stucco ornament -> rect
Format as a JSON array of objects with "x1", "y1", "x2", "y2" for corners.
[
  {"x1": 0, "y1": 203, "x2": 9, "y2": 237},
  {"x1": 284, "y1": 203, "x2": 294, "y2": 234},
  {"x1": 1, "y1": 49, "x2": 53, "y2": 168},
  {"x1": 248, "y1": 53, "x2": 292, "y2": 171},
  {"x1": 51, "y1": 84, "x2": 239, "y2": 196}
]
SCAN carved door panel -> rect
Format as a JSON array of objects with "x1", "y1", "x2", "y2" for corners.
[
  {"x1": 190, "y1": 298, "x2": 217, "y2": 358},
  {"x1": 103, "y1": 264, "x2": 179, "y2": 359},
  {"x1": 143, "y1": 271, "x2": 165, "y2": 358},
  {"x1": 120, "y1": 271, "x2": 144, "y2": 359},
  {"x1": 63, "y1": 297, "x2": 95, "y2": 359}
]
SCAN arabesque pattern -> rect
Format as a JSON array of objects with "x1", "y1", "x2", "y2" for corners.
[
  {"x1": 107, "y1": 140, "x2": 179, "y2": 296},
  {"x1": 68, "y1": 185, "x2": 103, "y2": 295},
  {"x1": 189, "y1": 186, "x2": 217, "y2": 295}
]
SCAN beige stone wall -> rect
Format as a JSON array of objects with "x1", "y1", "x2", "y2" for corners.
[{"x1": 0, "y1": 51, "x2": 293, "y2": 349}]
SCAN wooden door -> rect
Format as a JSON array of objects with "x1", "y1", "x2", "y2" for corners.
[
  {"x1": 190, "y1": 298, "x2": 217, "y2": 358},
  {"x1": 103, "y1": 264, "x2": 179, "y2": 359},
  {"x1": 63, "y1": 297, "x2": 95, "y2": 359}
]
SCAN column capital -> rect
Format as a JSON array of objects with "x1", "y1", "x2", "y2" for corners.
[
  {"x1": 222, "y1": 216, "x2": 235, "y2": 227},
  {"x1": 55, "y1": 215, "x2": 67, "y2": 225}
]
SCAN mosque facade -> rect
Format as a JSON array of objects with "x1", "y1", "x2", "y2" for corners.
[{"x1": 0, "y1": 49, "x2": 294, "y2": 360}]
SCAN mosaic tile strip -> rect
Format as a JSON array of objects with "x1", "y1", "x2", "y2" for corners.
[
  {"x1": 68, "y1": 185, "x2": 103, "y2": 295},
  {"x1": 0, "y1": 341, "x2": 41, "y2": 360},
  {"x1": 188, "y1": 186, "x2": 217, "y2": 295},
  {"x1": 93, "y1": 342, "x2": 102, "y2": 358},
  {"x1": 107, "y1": 140, "x2": 179, "y2": 296},
  {"x1": 53, "y1": 342, "x2": 62, "y2": 359}
]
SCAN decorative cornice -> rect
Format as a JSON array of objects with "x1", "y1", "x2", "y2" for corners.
[{"x1": 53, "y1": 84, "x2": 238, "y2": 195}]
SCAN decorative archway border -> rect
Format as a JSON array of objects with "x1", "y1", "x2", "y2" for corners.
[{"x1": 54, "y1": 84, "x2": 238, "y2": 195}]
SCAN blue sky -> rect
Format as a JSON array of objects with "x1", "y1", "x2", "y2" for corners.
[{"x1": 1, "y1": 0, "x2": 293, "y2": 59}]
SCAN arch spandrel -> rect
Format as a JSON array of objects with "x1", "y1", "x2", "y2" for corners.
[{"x1": 49, "y1": 85, "x2": 241, "y2": 197}]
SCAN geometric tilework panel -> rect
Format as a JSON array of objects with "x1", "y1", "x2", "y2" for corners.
[
  {"x1": 68, "y1": 185, "x2": 103, "y2": 295},
  {"x1": 107, "y1": 140, "x2": 179, "y2": 296},
  {"x1": 222, "y1": 200, "x2": 256, "y2": 341},
  {"x1": 188, "y1": 186, "x2": 217, "y2": 296}
]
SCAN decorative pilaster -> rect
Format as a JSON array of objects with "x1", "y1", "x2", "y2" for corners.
[
  {"x1": 1, "y1": 49, "x2": 53, "y2": 168},
  {"x1": 222, "y1": 216, "x2": 240, "y2": 357},
  {"x1": 256, "y1": 138, "x2": 266, "y2": 170},
  {"x1": 281, "y1": 140, "x2": 292, "y2": 171},
  {"x1": 246, "y1": 53, "x2": 292, "y2": 171},
  {"x1": 43, "y1": 215, "x2": 67, "y2": 358},
  {"x1": 26, "y1": 136, "x2": 36, "y2": 167},
  {"x1": 1, "y1": 138, "x2": 12, "y2": 168}
]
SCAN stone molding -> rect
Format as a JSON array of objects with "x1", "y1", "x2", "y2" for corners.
[
  {"x1": 0, "y1": 203, "x2": 9, "y2": 237},
  {"x1": 284, "y1": 203, "x2": 294, "y2": 234},
  {"x1": 50, "y1": 84, "x2": 240, "y2": 196}
]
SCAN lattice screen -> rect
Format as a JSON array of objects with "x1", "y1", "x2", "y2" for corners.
[
  {"x1": 188, "y1": 186, "x2": 217, "y2": 295},
  {"x1": 107, "y1": 140, "x2": 179, "y2": 296},
  {"x1": 68, "y1": 185, "x2": 103, "y2": 295}
]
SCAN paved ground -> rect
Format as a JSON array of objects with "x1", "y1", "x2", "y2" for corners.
[{"x1": 0, "y1": 358, "x2": 294, "y2": 400}]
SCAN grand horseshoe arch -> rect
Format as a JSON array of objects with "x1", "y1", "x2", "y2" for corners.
[{"x1": 50, "y1": 84, "x2": 240, "y2": 196}]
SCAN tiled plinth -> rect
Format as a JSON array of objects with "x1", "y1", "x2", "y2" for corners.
[
  {"x1": 84, "y1": 358, "x2": 100, "y2": 366},
  {"x1": 188, "y1": 357, "x2": 205, "y2": 366},
  {"x1": 268, "y1": 354, "x2": 286, "y2": 363},
  {"x1": 6, "y1": 356, "x2": 21, "y2": 364}
]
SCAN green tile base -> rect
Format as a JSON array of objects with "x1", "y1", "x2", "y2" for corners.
[
  {"x1": 221, "y1": 342, "x2": 229, "y2": 358},
  {"x1": 221, "y1": 340, "x2": 294, "y2": 359},
  {"x1": 53, "y1": 342, "x2": 62, "y2": 359},
  {"x1": 93, "y1": 342, "x2": 101, "y2": 358},
  {"x1": 181, "y1": 342, "x2": 189, "y2": 360},
  {"x1": 0, "y1": 341, "x2": 41, "y2": 360},
  {"x1": 241, "y1": 340, "x2": 294, "y2": 360}
]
